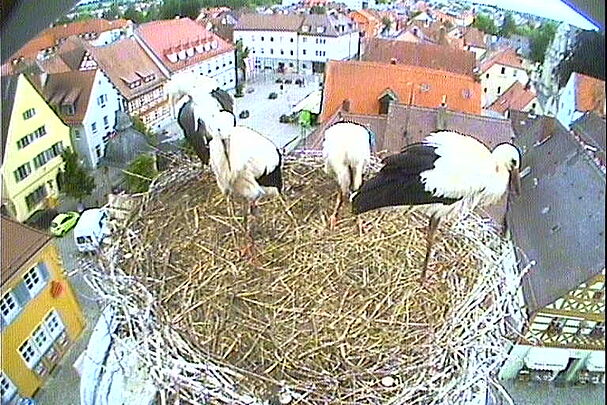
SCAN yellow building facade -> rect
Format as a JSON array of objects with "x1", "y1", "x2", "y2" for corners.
[
  {"x1": 1, "y1": 217, "x2": 86, "y2": 400},
  {"x1": 1, "y1": 73, "x2": 72, "y2": 222}
]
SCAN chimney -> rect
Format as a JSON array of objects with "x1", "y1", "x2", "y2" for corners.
[
  {"x1": 342, "y1": 98, "x2": 351, "y2": 113},
  {"x1": 39, "y1": 72, "x2": 48, "y2": 88},
  {"x1": 436, "y1": 96, "x2": 449, "y2": 130},
  {"x1": 390, "y1": 57, "x2": 398, "y2": 64},
  {"x1": 438, "y1": 26, "x2": 447, "y2": 45}
]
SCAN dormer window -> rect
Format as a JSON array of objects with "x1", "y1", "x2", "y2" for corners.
[
  {"x1": 316, "y1": 26, "x2": 325, "y2": 33},
  {"x1": 302, "y1": 25, "x2": 309, "y2": 32},
  {"x1": 167, "y1": 52, "x2": 178, "y2": 63},
  {"x1": 61, "y1": 104, "x2": 75, "y2": 116}
]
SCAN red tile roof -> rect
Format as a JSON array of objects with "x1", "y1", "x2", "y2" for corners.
[
  {"x1": 479, "y1": 47, "x2": 525, "y2": 73},
  {"x1": 574, "y1": 73, "x2": 606, "y2": 114},
  {"x1": 463, "y1": 27, "x2": 486, "y2": 49},
  {"x1": 39, "y1": 70, "x2": 97, "y2": 125},
  {"x1": 320, "y1": 60, "x2": 481, "y2": 121},
  {"x1": 7, "y1": 18, "x2": 132, "y2": 62},
  {"x1": 136, "y1": 18, "x2": 234, "y2": 74},
  {"x1": 362, "y1": 39, "x2": 477, "y2": 76},
  {"x1": 486, "y1": 82, "x2": 537, "y2": 114}
]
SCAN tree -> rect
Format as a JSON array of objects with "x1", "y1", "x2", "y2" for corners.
[
  {"x1": 235, "y1": 39, "x2": 250, "y2": 84},
  {"x1": 160, "y1": 0, "x2": 202, "y2": 20},
  {"x1": 132, "y1": 115, "x2": 158, "y2": 147},
  {"x1": 123, "y1": 6, "x2": 144, "y2": 23},
  {"x1": 528, "y1": 21, "x2": 558, "y2": 64},
  {"x1": 499, "y1": 12, "x2": 516, "y2": 38},
  {"x1": 381, "y1": 16, "x2": 392, "y2": 35},
  {"x1": 124, "y1": 154, "x2": 157, "y2": 193},
  {"x1": 554, "y1": 29, "x2": 605, "y2": 88},
  {"x1": 310, "y1": 5, "x2": 326, "y2": 14},
  {"x1": 472, "y1": 13, "x2": 498, "y2": 36},
  {"x1": 102, "y1": 1, "x2": 122, "y2": 20},
  {"x1": 57, "y1": 149, "x2": 95, "y2": 203}
]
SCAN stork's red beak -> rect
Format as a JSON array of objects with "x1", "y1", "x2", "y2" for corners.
[{"x1": 509, "y1": 167, "x2": 521, "y2": 197}]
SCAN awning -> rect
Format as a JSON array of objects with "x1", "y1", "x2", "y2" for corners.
[
  {"x1": 291, "y1": 90, "x2": 322, "y2": 115},
  {"x1": 586, "y1": 351, "x2": 605, "y2": 372},
  {"x1": 524, "y1": 347, "x2": 570, "y2": 371}
]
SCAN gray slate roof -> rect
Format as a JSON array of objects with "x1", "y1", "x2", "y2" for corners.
[
  {"x1": 507, "y1": 111, "x2": 605, "y2": 315},
  {"x1": 571, "y1": 112, "x2": 606, "y2": 156}
]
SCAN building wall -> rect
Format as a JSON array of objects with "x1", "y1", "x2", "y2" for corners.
[
  {"x1": 466, "y1": 45, "x2": 486, "y2": 60},
  {"x1": 175, "y1": 50, "x2": 237, "y2": 90},
  {"x1": 0, "y1": 75, "x2": 73, "y2": 222},
  {"x1": 480, "y1": 63, "x2": 529, "y2": 107},
  {"x1": 1, "y1": 243, "x2": 86, "y2": 399},
  {"x1": 78, "y1": 70, "x2": 122, "y2": 168},
  {"x1": 556, "y1": 73, "x2": 582, "y2": 129},
  {"x1": 235, "y1": 29, "x2": 358, "y2": 74}
]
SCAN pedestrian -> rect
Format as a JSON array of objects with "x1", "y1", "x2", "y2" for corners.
[{"x1": 279, "y1": 83, "x2": 284, "y2": 94}]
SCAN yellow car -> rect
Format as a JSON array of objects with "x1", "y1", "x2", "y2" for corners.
[{"x1": 50, "y1": 211, "x2": 80, "y2": 237}]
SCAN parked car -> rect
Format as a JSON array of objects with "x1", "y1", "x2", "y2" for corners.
[
  {"x1": 50, "y1": 211, "x2": 80, "y2": 237},
  {"x1": 73, "y1": 208, "x2": 111, "y2": 253},
  {"x1": 268, "y1": 92, "x2": 278, "y2": 99},
  {"x1": 239, "y1": 110, "x2": 250, "y2": 119}
]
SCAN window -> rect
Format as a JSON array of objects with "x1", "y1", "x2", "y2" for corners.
[
  {"x1": 280, "y1": 49, "x2": 284, "y2": 55},
  {"x1": 1, "y1": 292, "x2": 21, "y2": 325},
  {"x1": 501, "y1": 67, "x2": 506, "y2": 74},
  {"x1": 103, "y1": 115, "x2": 109, "y2": 129},
  {"x1": 1, "y1": 371, "x2": 17, "y2": 403},
  {"x1": 25, "y1": 185, "x2": 47, "y2": 210},
  {"x1": 290, "y1": 50, "x2": 294, "y2": 56},
  {"x1": 513, "y1": 70, "x2": 517, "y2": 78},
  {"x1": 485, "y1": 73, "x2": 489, "y2": 79},
  {"x1": 62, "y1": 104, "x2": 75, "y2": 115},
  {"x1": 91, "y1": 122, "x2": 97, "y2": 133},
  {"x1": 44, "y1": 310, "x2": 65, "y2": 339},
  {"x1": 261, "y1": 36, "x2": 265, "y2": 41},
  {"x1": 14, "y1": 162, "x2": 32, "y2": 182},
  {"x1": 484, "y1": 87, "x2": 487, "y2": 93},
  {"x1": 95, "y1": 144, "x2": 102, "y2": 158},
  {"x1": 19, "y1": 339, "x2": 39, "y2": 368},
  {"x1": 270, "y1": 49, "x2": 274, "y2": 55},
  {"x1": 497, "y1": 86, "x2": 501, "y2": 94},
  {"x1": 32, "y1": 323, "x2": 53, "y2": 354},
  {"x1": 22, "y1": 108, "x2": 36, "y2": 120},
  {"x1": 420, "y1": 83, "x2": 431, "y2": 92},
  {"x1": 303, "y1": 50, "x2": 307, "y2": 55},
  {"x1": 16, "y1": 126, "x2": 47, "y2": 149},
  {"x1": 270, "y1": 37, "x2": 274, "y2": 42},
  {"x1": 290, "y1": 38, "x2": 294, "y2": 42},
  {"x1": 23, "y1": 264, "x2": 47, "y2": 298}
]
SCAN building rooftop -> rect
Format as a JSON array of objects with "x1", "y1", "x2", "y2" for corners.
[
  {"x1": 486, "y1": 81, "x2": 537, "y2": 115},
  {"x1": 508, "y1": 111, "x2": 605, "y2": 315},
  {"x1": 38, "y1": 70, "x2": 97, "y2": 125},
  {"x1": 136, "y1": 18, "x2": 234, "y2": 74},
  {"x1": 362, "y1": 38, "x2": 477, "y2": 77},
  {"x1": 573, "y1": 72, "x2": 606, "y2": 114},
  {"x1": 479, "y1": 46, "x2": 525, "y2": 73},
  {"x1": 235, "y1": 13, "x2": 304, "y2": 31},
  {"x1": 1, "y1": 216, "x2": 52, "y2": 286},
  {"x1": 320, "y1": 59, "x2": 481, "y2": 121}
]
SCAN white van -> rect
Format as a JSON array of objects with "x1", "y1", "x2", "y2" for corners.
[{"x1": 73, "y1": 208, "x2": 111, "y2": 253}]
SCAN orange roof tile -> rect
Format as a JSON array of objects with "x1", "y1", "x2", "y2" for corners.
[
  {"x1": 320, "y1": 60, "x2": 481, "y2": 121},
  {"x1": 479, "y1": 47, "x2": 525, "y2": 73},
  {"x1": 574, "y1": 73, "x2": 606, "y2": 114},
  {"x1": 136, "y1": 18, "x2": 234, "y2": 74},
  {"x1": 486, "y1": 82, "x2": 537, "y2": 114}
]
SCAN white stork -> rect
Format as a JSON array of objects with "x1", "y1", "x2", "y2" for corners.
[
  {"x1": 351, "y1": 131, "x2": 521, "y2": 280},
  {"x1": 207, "y1": 111, "x2": 283, "y2": 258},
  {"x1": 322, "y1": 121, "x2": 374, "y2": 230},
  {"x1": 165, "y1": 73, "x2": 234, "y2": 165}
]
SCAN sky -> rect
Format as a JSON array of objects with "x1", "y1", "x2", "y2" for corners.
[{"x1": 472, "y1": 0, "x2": 601, "y2": 30}]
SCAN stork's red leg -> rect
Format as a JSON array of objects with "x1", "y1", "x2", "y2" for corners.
[
  {"x1": 240, "y1": 202, "x2": 260, "y2": 264},
  {"x1": 329, "y1": 192, "x2": 344, "y2": 231},
  {"x1": 421, "y1": 215, "x2": 440, "y2": 281}
]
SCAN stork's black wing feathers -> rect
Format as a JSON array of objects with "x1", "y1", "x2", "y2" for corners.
[
  {"x1": 255, "y1": 149, "x2": 283, "y2": 192},
  {"x1": 380, "y1": 143, "x2": 439, "y2": 174},
  {"x1": 352, "y1": 144, "x2": 460, "y2": 214},
  {"x1": 178, "y1": 101, "x2": 210, "y2": 165},
  {"x1": 211, "y1": 88, "x2": 234, "y2": 114}
]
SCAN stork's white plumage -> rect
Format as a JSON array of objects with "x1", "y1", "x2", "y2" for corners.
[
  {"x1": 352, "y1": 131, "x2": 521, "y2": 280},
  {"x1": 207, "y1": 111, "x2": 283, "y2": 260},
  {"x1": 322, "y1": 122, "x2": 373, "y2": 229},
  {"x1": 165, "y1": 73, "x2": 234, "y2": 165}
]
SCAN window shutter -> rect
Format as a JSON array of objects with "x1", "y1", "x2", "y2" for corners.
[
  {"x1": 12, "y1": 282, "x2": 32, "y2": 305},
  {"x1": 37, "y1": 262, "x2": 50, "y2": 282}
]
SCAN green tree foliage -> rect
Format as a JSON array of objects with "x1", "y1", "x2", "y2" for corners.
[
  {"x1": 102, "y1": 1, "x2": 122, "y2": 20},
  {"x1": 528, "y1": 21, "x2": 558, "y2": 64},
  {"x1": 123, "y1": 6, "x2": 144, "y2": 23},
  {"x1": 472, "y1": 13, "x2": 498, "y2": 36},
  {"x1": 124, "y1": 154, "x2": 158, "y2": 193},
  {"x1": 57, "y1": 149, "x2": 95, "y2": 203},
  {"x1": 132, "y1": 116, "x2": 159, "y2": 147},
  {"x1": 499, "y1": 12, "x2": 516, "y2": 37},
  {"x1": 310, "y1": 5, "x2": 326, "y2": 14},
  {"x1": 381, "y1": 16, "x2": 392, "y2": 34},
  {"x1": 160, "y1": 0, "x2": 204, "y2": 19},
  {"x1": 554, "y1": 29, "x2": 605, "y2": 88}
]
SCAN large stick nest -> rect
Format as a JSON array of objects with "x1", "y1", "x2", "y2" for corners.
[{"x1": 83, "y1": 151, "x2": 527, "y2": 405}]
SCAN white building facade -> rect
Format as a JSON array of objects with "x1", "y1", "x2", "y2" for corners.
[
  {"x1": 480, "y1": 58, "x2": 529, "y2": 107},
  {"x1": 234, "y1": 13, "x2": 359, "y2": 75}
]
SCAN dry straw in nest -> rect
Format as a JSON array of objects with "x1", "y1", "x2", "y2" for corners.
[{"x1": 82, "y1": 151, "x2": 529, "y2": 405}]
